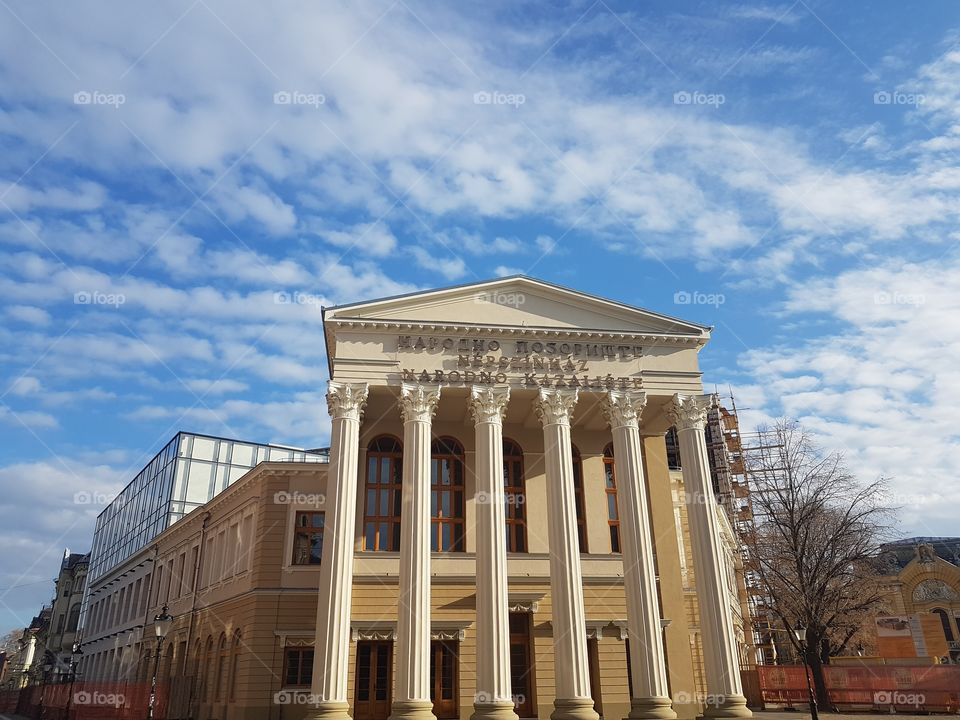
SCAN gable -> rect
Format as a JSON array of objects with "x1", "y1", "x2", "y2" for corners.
[{"x1": 324, "y1": 276, "x2": 709, "y2": 337}]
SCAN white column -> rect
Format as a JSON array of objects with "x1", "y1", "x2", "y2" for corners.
[
  {"x1": 469, "y1": 386, "x2": 519, "y2": 720},
  {"x1": 391, "y1": 383, "x2": 442, "y2": 720},
  {"x1": 310, "y1": 382, "x2": 368, "y2": 720},
  {"x1": 533, "y1": 388, "x2": 600, "y2": 720},
  {"x1": 668, "y1": 394, "x2": 752, "y2": 719},
  {"x1": 600, "y1": 391, "x2": 677, "y2": 720}
]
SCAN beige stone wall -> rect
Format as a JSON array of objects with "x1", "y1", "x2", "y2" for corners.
[{"x1": 128, "y1": 424, "x2": 726, "y2": 720}]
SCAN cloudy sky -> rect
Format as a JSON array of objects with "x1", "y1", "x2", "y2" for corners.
[{"x1": 2, "y1": 0, "x2": 959, "y2": 631}]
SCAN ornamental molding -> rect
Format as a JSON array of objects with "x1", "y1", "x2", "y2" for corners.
[
  {"x1": 324, "y1": 318, "x2": 705, "y2": 346},
  {"x1": 912, "y1": 579, "x2": 960, "y2": 603},
  {"x1": 612, "y1": 620, "x2": 629, "y2": 641},
  {"x1": 351, "y1": 621, "x2": 398, "y2": 643},
  {"x1": 667, "y1": 393, "x2": 711, "y2": 431},
  {"x1": 585, "y1": 621, "x2": 609, "y2": 639},
  {"x1": 326, "y1": 382, "x2": 369, "y2": 422},
  {"x1": 533, "y1": 388, "x2": 579, "y2": 427},
  {"x1": 398, "y1": 382, "x2": 441, "y2": 423},
  {"x1": 431, "y1": 620, "x2": 472, "y2": 641},
  {"x1": 274, "y1": 631, "x2": 315, "y2": 648},
  {"x1": 468, "y1": 386, "x2": 510, "y2": 425},
  {"x1": 508, "y1": 592, "x2": 545, "y2": 614},
  {"x1": 600, "y1": 390, "x2": 647, "y2": 430}
]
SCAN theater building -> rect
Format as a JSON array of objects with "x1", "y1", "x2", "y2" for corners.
[{"x1": 79, "y1": 277, "x2": 751, "y2": 720}]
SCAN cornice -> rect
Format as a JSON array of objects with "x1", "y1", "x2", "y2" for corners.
[{"x1": 325, "y1": 318, "x2": 706, "y2": 346}]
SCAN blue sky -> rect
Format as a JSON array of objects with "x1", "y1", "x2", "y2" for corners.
[{"x1": 2, "y1": 0, "x2": 959, "y2": 632}]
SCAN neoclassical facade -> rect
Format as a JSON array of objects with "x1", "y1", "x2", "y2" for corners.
[
  {"x1": 311, "y1": 277, "x2": 750, "y2": 720},
  {"x1": 71, "y1": 276, "x2": 751, "y2": 720}
]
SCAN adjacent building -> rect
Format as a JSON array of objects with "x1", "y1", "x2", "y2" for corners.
[
  {"x1": 77, "y1": 433, "x2": 328, "y2": 685},
  {"x1": 873, "y1": 537, "x2": 960, "y2": 663}
]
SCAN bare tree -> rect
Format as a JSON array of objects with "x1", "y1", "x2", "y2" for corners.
[{"x1": 746, "y1": 419, "x2": 893, "y2": 709}]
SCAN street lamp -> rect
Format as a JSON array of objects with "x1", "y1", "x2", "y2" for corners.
[
  {"x1": 65, "y1": 643, "x2": 83, "y2": 719},
  {"x1": 793, "y1": 623, "x2": 819, "y2": 720},
  {"x1": 147, "y1": 606, "x2": 174, "y2": 720}
]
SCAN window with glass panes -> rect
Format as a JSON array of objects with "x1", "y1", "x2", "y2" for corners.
[
  {"x1": 430, "y1": 438, "x2": 465, "y2": 552},
  {"x1": 571, "y1": 444, "x2": 587, "y2": 552},
  {"x1": 603, "y1": 443, "x2": 621, "y2": 553},
  {"x1": 363, "y1": 436, "x2": 403, "y2": 551},
  {"x1": 284, "y1": 646, "x2": 314, "y2": 687},
  {"x1": 503, "y1": 439, "x2": 527, "y2": 553},
  {"x1": 293, "y1": 511, "x2": 325, "y2": 565}
]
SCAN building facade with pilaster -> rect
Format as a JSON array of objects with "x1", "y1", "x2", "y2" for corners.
[{"x1": 77, "y1": 276, "x2": 751, "y2": 720}]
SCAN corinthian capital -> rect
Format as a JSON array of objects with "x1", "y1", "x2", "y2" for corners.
[
  {"x1": 468, "y1": 386, "x2": 510, "y2": 425},
  {"x1": 600, "y1": 390, "x2": 647, "y2": 430},
  {"x1": 326, "y1": 382, "x2": 369, "y2": 422},
  {"x1": 533, "y1": 388, "x2": 579, "y2": 427},
  {"x1": 667, "y1": 393, "x2": 711, "y2": 431},
  {"x1": 399, "y1": 382, "x2": 441, "y2": 423}
]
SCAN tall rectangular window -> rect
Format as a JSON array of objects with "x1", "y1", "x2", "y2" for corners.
[
  {"x1": 283, "y1": 647, "x2": 314, "y2": 687},
  {"x1": 293, "y1": 512, "x2": 325, "y2": 565}
]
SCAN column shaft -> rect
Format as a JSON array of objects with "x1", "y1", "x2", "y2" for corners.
[
  {"x1": 601, "y1": 391, "x2": 676, "y2": 720},
  {"x1": 669, "y1": 394, "x2": 751, "y2": 719},
  {"x1": 392, "y1": 383, "x2": 441, "y2": 720},
  {"x1": 534, "y1": 388, "x2": 599, "y2": 720},
  {"x1": 470, "y1": 386, "x2": 519, "y2": 720},
  {"x1": 310, "y1": 382, "x2": 368, "y2": 720}
]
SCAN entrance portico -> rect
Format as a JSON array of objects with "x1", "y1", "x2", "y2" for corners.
[{"x1": 309, "y1": 277, "x2": 751, "y2": 720}]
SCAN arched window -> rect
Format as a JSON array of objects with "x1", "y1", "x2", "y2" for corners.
[
  {"x1": 933, "y1": 608, "x2": 956, "y2": 642},
  {"x1": 228, "y1": 630, "x2": 242, "y2": 702},
  {"x1": 66, "y1": 603, "x2": 81, "y2": 633},
  {"x1": 202, "y1": 636, "x2": 214, "y2": 702},
  {"x1": 214, "y1": 633, "x2": 228, "y2": 701},
  {"x1": 503, "y1": 439, "x2": 527, "y2": 553},
  {"x1": 571, "y1": 445, "x2": 587, "y2": 553},
  {"x1": 431, "y1": 438, "x2": 465, "y2": 552},
  {"x1": 363, "y1": 436, "x2": 403, "y2": 551},
  {"x1": 603, "y1": 444, "x2": 621, "y2": 553}
]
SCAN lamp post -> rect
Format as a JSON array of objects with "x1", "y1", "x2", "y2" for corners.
[
  {"x1": 65, "y1": 643, "x2": 83, "y2": 720},
  {"x1": 793, "y1": 623, "x2": 819, "y2": 720},
  {"x1": 147, "y1": 605, "x2": 174, "y2": 720}
]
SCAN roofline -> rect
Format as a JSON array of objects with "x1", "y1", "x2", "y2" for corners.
[
  {"x1": 94, "y1": 430, "x2": 327, "y2": 522},
  {"x1": 323, "y1": 274, "x2": 713, "y2": 333}
]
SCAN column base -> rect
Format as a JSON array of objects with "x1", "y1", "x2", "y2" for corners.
[
  {"x1": 700, "y1": 695, "x2": 752, "y2": 719},
  {"x1": 306, "y1": 700, "x2": 353, "y2": 720},
  {"x1": 551, "y1": 697, "x2": 600, "y2": 720},
  {"x1": 389, "y1": 699, "x2": 437, "y2": 720},
  {"x1": 628, "y1": 696, "x2": 677, "y2": 720},
  {"x1": 472, "y1": 700, "x2": 520, "y2": 720}
]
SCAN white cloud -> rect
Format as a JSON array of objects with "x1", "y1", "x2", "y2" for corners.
[
  {"x1": 321, "y1": 222, "x2": 398, "y2": 257},
  {"x1": 409, "y1": 246, "x2": 468, "y2": 280},
  {"x1": 6, "y1": 305, "x2": 51, "y2": 326},
  {"x1": 8, "y1": 376, "x2": 41, "y2": 396},
  {"x1": 732, "y1": 255, "x2": 960, "y2": 536}
]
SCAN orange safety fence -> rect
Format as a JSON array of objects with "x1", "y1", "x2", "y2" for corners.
[
  {"x1": 758, "y1": 664, "x2": 960, "y2": 713},
  {"x1": 4, "y1": 681, "x2": 170, "y2": 720}
]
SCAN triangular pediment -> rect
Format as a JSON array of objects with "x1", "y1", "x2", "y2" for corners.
[{"x1": 324, "y1": 276, "x2": 709, "y2": 338}]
